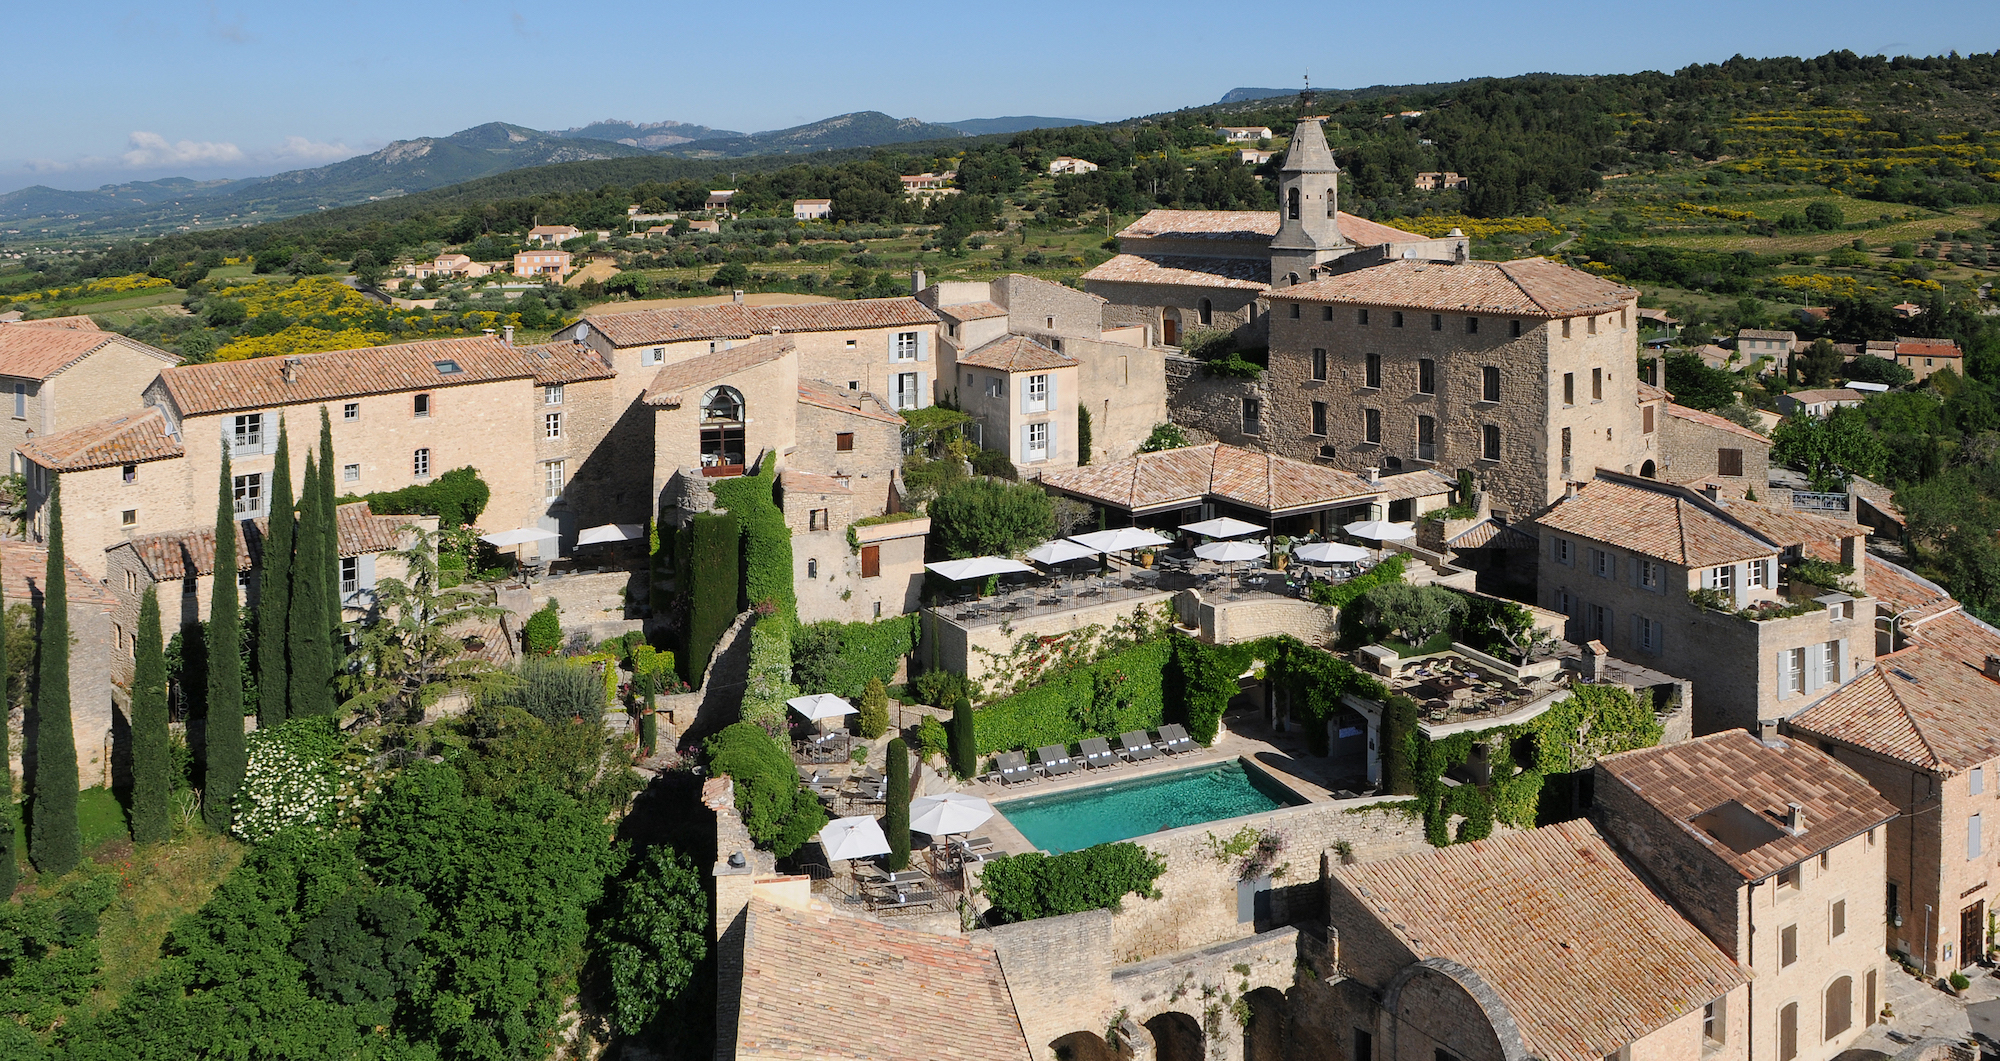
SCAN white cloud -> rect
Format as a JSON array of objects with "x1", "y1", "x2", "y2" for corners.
[
  {"x1": 121, "y1": 131, "x2": 245, "y2": 168},
  {"x1": 268, "y1": 136, "x2": 354, "y2": 164}
]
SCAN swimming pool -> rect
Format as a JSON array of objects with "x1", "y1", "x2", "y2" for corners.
[{"x1": 995, "y1": 759, "x2": 1307, "y2": 854}]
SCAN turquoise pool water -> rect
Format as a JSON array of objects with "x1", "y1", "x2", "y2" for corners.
[{"x1": 996, "y1": 759, "x2": 1305, "y2": 854}]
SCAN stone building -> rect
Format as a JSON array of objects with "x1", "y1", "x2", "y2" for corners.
[
  {"x1": 1652, "y1": 401, "x2": 1772, "y2": 487},
  {"x1": 1594, "y1": 730, "x2": 1896, "y2": 1061},
  {"x1": 1532, "y1": 472, "x2": 1875, "y2": 733},
  {"x1": 920, "y1": 273, "x2": 1164, "y2": 468},
  {"x1": 0, "y1": 323, "x2": 178, "y2": 472},
  {"x1": 1735, "y1": 328, "x2": 1797, "y2": 372},
  {"x1": 1263, "y1": 257, "x2": 1645, "y2": 518},
  {"x1": 1784, "y1": 607, "x2": 2000, "y2": 978},
  {"x1": 19, "y1": 407, "x2": 186, "y2": 578},
  {"x1": 1775, "y1": 389, "x2": 1865, "y2": 418},
  {"x1": 2, "y1": 539, "x2": 116, "y2": 792}
]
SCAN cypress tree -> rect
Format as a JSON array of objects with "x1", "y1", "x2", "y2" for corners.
[
  {"x1": 884, "y1": 737, "x2": 911, "y2": 871},
  {"x1": 288, "y1": 452, "x2": 334, "y2": 718},
  {"x1": 948, "y1": 694, "x2": 977, "y2": 780},
  {"x1": 318, "y1": 407, "x2": 338, "y2": 636},
  {"x1": 130, "y1": 586, "x2": 170, "y2": 844},
  {"x1": 202, "y1": 448, "x2": 245, "y2": 833},
  {"x1": 257, "y1": 418, "x2": 293, "y2": 726},
  {"x1": 30, "y1": 480, "x2": 79, "y2": 876},
  {"x1": 0, "y1": 551, "x2": 15, "y2": 897}
]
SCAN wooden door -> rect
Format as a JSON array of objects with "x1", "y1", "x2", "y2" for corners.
[
  {"x1": 1962, "y1": 901, "x2": 1986, "y2": 966},
  {"x1": 1163, "y1": 318, "x2": 1178, "y2": 347}
]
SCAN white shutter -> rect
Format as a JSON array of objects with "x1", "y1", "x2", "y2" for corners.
[
  {"x1": 1973, "y1": 813, "x2": 1984, "y2": 859},
  {"x1": 916, "y1": 332, "x2": 929, "y2": 361},
  {"x1": 915, "y1": 371, "x2": 927, "y2": 409},
  {"x1": 1020, "y1": 376, "x2": 1031, "y2": 415},
  {"x1": 360, "y1": 553, "x2": 377, "y2": 594},
  {"x1": 1836, "y1": 638, "x2": 1849, "y2": 684},
  {"x1": 1019, "y1": 429, "x2": 1032, "y2": 463},
  {"x1": 1806, "y1": 644, "x2": 1824, "y2": 693},
  {"x1": 1776, "y1": 651, "x2": 1792, "y2": 699}
]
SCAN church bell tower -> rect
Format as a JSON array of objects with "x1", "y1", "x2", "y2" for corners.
[{"x1": 1269, "y1": 117, "x2": 1346, "y2": 287}]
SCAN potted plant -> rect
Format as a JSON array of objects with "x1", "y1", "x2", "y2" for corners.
[{"x1": 1139, "y1": 549, "x2": 1156, "y2": 569}]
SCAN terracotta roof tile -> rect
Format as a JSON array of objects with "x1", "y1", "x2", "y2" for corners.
[
  {"x1": 119, "y1": 501, "x2": 406, "y2": 579},
  {"x1": 735, "y1": 899, "x2": 1030, "y2": 1061},
  {"x1": 1637, "y1": 380, "x2": 1671, "y2": 403},
  {"x1": 1665, "y1": 403, "x2": 1768, "y2": 444},
  {"x1": 1783, "y1": 388, "x2": 1863, "y2": 404},
  {"x1": 1598, "y1": 730, "x2": 1898, "y2": 880},
  {"x1": 0, "y1": 328, "x2": 173, "y2": 381},
  {"x1": 516, "y1": 340, "x2": 615, "y2": 385},
  {"x1": 1372, "y1": 468, "x2": 1457, "y2": 503},
  {"x1": 1331, "y1": 819, "x2": 1747, "y2": 1061},
  {"x1": 1786, "y1": 616, "x2": 2000, "y2": 774},
  {"x1": 1533, "y1": 476, "x2": 1776, "y2": 567},
  {"x1": 642, "y1": 334, "x2": 794, "y2": 407},
  {"x1": 796, "y1": 380, "x2": 904, "y2": 426},
  {"x1": 1446, "y1": 518, "x2": 1538, "y2": 550},
  {"x1": 1278, "y1": 258, "x2": 1635, "y2": 318},
  {"x1": 5, "y1": 315, "x2": 101, "y2": 331},
  {"x1": 159, "y1": 335, "x2": 531, "y2": 416},
  {"x1": 1080, "y1": 254, "x2": 1271, "y2": 291},
  {"x1": 1707, "y1": 496, "x2": 1857, "y2": 550},
  {"x1": 957, "y1": 334, "x2": 1078, "y2": 372},
  {"x1": 1737, "y1": 329, "x2": 1797, "y2": 342},
  {"x1": 1039, "y1": 442, "x2": 1378, "y2": 515},
  {"x1": 0, "y1": 539, "x2": 115, "y2": 610},
  {"x1": 583, "y1": 297, "x2": 937, "y2": 347},
  {"x1": 1896, "y1": 341, "x2": 1961, "y2": 358},
  {"x1": 19, "y1": 407, "x2": 182, "y2": 471},
  {"x1": 934, "y1": 301, "x2": 1008, "y2": 322},
  {"x1": 1112, "y1": 208, "x2": 1427, "y2": 247}
]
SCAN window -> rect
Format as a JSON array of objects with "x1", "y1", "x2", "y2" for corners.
[
  {"x1": 1312, "y1": 401, "x2": 1328, "y2": 437},
  {"x1": 1592, "y1": 548, "x2": 1614, "y2": 579},
  {"x1": 1639, "y1": 559, "x2": 1659, "y2": 589},
  {"x1": 809, "y1": 509, "x2": 829, "y2": 531},
  {"x1": 11, "y1": 383, "x2": 22, "y2": 419},
  {"x1": 644, "y1": 346, "x2": 664, "y2": 366},
  {"x1": 232, "y1": 472, "x2": 264, "y2": 516},
  {"x1": 433, "y1": 359, "x2": 462, "y2": 376},
  {"x1": 232, "y1": 413, "x2": 264, "y2": 450},
  {"x1": 1587, "y1": 315, "x2": 1598, "y2": 335},
  {"x1": 1287, "y1": 302, "x2": 1299, "y2": 319},
  {"x1": 1563, "y1": 372, "x2": 1575, "y2": 405},
  {"x1": 545, "y1": 412, "x2": 562, "y2": 439},
  {"x1": 1638, "y1": 616, "x2": 1662, "y2": 653},
  {"x1": 1510, "y1": 319, "x2": 1522, "y2": 338},
  {"x1": 1354, "y1": 1029, "x2": 1373, "y2": 1061},
  {"x1": 1780, "y1": 923, "x2": 1798, "y2": 966},
  {"x1": 1364, "y1": 353, "x2": 1381, "y2": 389},
  {"x1": 544, "y1": 384, "x2": 564, "y2": 405},
  {"x1": 1831, "y1": 898, "x2": 1847, "y2": 938},
  {"x1": 340, "y1": 556, "x2": 360, "y2": 595},
  {"x1": 413, "y1": 448, "x2": 430, "y2": 478},
  {"x1": 413, "y1": 393, "x2": 430, "y2": 418},
  {"x1": 1562, "y1": 318, "x2": 1573, "y2": 339},
  {"x1": 343, "y1": 463, "x2": 359, "y2": 483},
  {"x1": 1322, "y1": 306, "x2": 1333, "y2": 321},
  {"x1": 1418, "y1": 358, "x2": 1435, "y2": 394},
  {"x1": 1824, "y1": 976, "x2": 1853, "y2": 1040},
  {"x1": 1643, "y1": 405, "x2": 1655, "y2": 434},
  {"x1": 1783, "y1": 646, "x2": 1806, "y2": 696},
  {"x1": 1357, "y1": 308, "x2": 1369, "y2": 325},
  {"x1": 1286, "y1": 187, "x2": 1300, "y2": 219},
  {"x1": 1553, "y1": 537, "x2": 1572, "y2": 565},
  {"x1": 343, "y1": 401, "x2": 359, "y2": 421},
  {"x1": 1977, "y1": 766, "x2": 1987, "y2": 795},
  {"x1": 1889, "y1": 881, "x2": 1900, "y2": 923},
  {"x1": 1972, "y1": 812, "x2": 1984, "y2": 860},
  {"x1": 121, "y1": 508, "x2": 137, "y2": 527},
  {"x1": 540, "y1": 460, "x2": 564, "y2": 498},
  {"x1": 1311, "y1": 348, "x2": 1327, "y2": 381},
  {"x1": 893, "y1": 331, "x2": 919, "y2": 361},
  {"x1": 1592, "y1": 367, "x2": 1603, "y2": 401},
  {"x1": 1587, "y1": 602, "x2": 1610, "y2": 640},
  {"x1": 1778, "y1": 1003, "x2": 1798, "y2": 1061},
  {"x1": 1706, "y1": 565, "x2": 1734, "y2": 592},
  {"x1": 703, "y1": 386, "x2": 745, "y2": 423},
  {"x1": 860, "y1": 544, "x2": 881, "y2": 578},
  {"x1": 1702, "y1": 999, "x2": 1726, "y2": 1046},
  {"x1": 1718, "y1": 448, "x2": 1744, "y2": 477},
  {"x1": 1025, "y1": 421, "x2": 1049, "y2": 462},
  {"x1": 984, "y1": 376, "x2": 1003, "y2": 398},
  {"x1": 1025, "y1": 374, "x2": 1049, "y2": 412},
  {"x1": 1429, "y1": 313, "x2": 1442, "y2": 331},
  {"x1": 1466, "y1": 316, "x2": 1478, "y2": 334},
  {"x1": 1364, "y1": 408, "x2": 1381, "y2": 445},
  {"x1": 1242, "y1": 398, "x2": 1262, "y2": 435},
  {"x1": 1392, "y1": 311, "x2": 1404, "y2": 328},
  {"x1": 806, "y1": 558, "x2": 819, "y2": 578},
  {"x1": 121, "y1": 462, "x2": 137, "y2": 484},
  {"x1": 1417, "y1": 415, "x2": 1435, "y2": 460},
  {"x1": 1748, "y1": 558, "x2": 1767, "y2": 589},
  {"x1": 1482, "y1": 366, "x2": 1500, "y2": 402},
  {"x1": 836, "y1": 432, "x2": 854, "y2": 452},
  {"x1": 1481, "y1": 424, "x2": 1501, "y2": 461}
]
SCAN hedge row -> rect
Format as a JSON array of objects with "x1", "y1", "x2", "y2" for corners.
[
  {"x1": 791, "y1": 615, "x2": 919, "y2": 700},
  {"x1": 705, "y1": 721, "x2": 826, "y2": 857},
  {"x1": 683, "y1": 510, "x2": 739, "y2": 686},
  {"x1": 741, "y1": 618, "x2": 799, "y2": 732},
  {"x1": 974, "y1": 639, "x2": 1171, "y2": 754},
  {"x1": 710, "y1": 461, "x2": 795, "y2": 619},
  {"x1": 978, "y1": 842, "x2": 1166, "y2": 924},
  {"x1": 354, "y1": 466, "x2": 491, "y2": 528}
]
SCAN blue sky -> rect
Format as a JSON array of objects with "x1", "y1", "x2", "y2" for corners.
[{"x1": 7, "y1": 0, "x2": 1999, "y2": 194}]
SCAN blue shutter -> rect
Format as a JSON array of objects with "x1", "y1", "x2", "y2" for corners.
[
  {"x1": 1019, "y1": 375, "x2": 1031, "y2": 415},
  {"x1": 1776, "y1": 651, "x2": 1791, "y2": 699},
  {"x1": 1046, "y1": 372, "x2": 1057, "y2": 412},
  {"x1": 916, "y1": 332, "x2": 929, "y2": 361}
]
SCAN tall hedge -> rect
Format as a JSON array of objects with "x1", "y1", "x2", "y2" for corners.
[
  {"x1": 740, "y1": 619, "x2": 797, "y2": 732},
  {"x1": 790, "y1": 616, "x2": 918, "y2": 700},
  {"x1": 709, "y1": 460, "x2": 795, "y2": 619},
  {"x1": 683, "y1": 510, "x2": 739, "y2": 687},
  {"x1": 257, "y1": 418, "x2": 293, "y2": 727},
  {"x1": 884, "y1": 737, "x2": 911, "y2": 871},
  {"x1": 973, "y1": 638, "x2": 1172, "y2": 754},
  {"x1": 0, "y1": 552, "x2": 14, "y2": 896},
  {"x1": 30, "y1": 481, "x2": 80, "y2": 875},
  {"x1": 360, "y1": 466, "x2": 491, "y2": 528},
  {"x1": 856, "y1": 678, "x2": 890, "y2": 740},
  {"x1": 203, "y1": 449, "x2": 246, "y2": 833},
  {"x1": 1165, "y1": 638, "x2": 1239, "y2": 745},
  {"x1": 705, "y1": 721, "x2": 826, "y2": 857},
  {"x1": 288, "y1": 453, "x2": 335, "y2": 718},
  {"x1": 130, "y1": 586, "x2": 171, "y2": 844},
  {"x1": 978, "y1": 842, "x2": 1166, "y2": 924},
  {"x1": 948, "y1": 695, "x2": 976, "y2": 779}
]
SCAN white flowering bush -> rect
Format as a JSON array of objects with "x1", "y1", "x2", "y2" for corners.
[{"x1": 232, "y1": 717, "x2": 369, "y2": 843}]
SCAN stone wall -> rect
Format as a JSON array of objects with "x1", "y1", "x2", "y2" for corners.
[
  {"x1": 922, "y1": 593, "x2": 1175, "y2": 691},
  {"x1": 984, "y1": 910, "x2": 1118, "y2": 1061},
  {"x1": 1085, "y1": 279, "x2": 1268, "y2": 350},
  {"x1": 1166, "y1": 354, "x2": 1268, "y2": 449},
  {"x1": 790, "y1": 397, "x2": 902, "y2": 515},
  {"x1": 669, "y1": 609, "x2": 756, "y2": 739},
  {"x1": 1658, "y1": 408, "x2": 1771, "y2": 488},
  {"x1": 1184, "y1": 590, "x2": 1340, "y2": 646}
]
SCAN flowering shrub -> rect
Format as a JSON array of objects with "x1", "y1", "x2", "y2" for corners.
[
  {"x1": 231, "y1": 717, "x2": 367, "y2": 843},
  {"x1": 207, "y1": 276, "x2": 532, "y2": 360},
  {"x1": 18, "y1": 273, "x2": 172, "y2": 302},
  {"x1": 1392, "y1": 214, "x2": 1562, "y2": 240}
]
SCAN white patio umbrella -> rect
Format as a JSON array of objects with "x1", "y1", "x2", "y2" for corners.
[
  {"x1": 1070, "y1": 527, "x2": 1173, "y2": 554},
  {"x1": 1180, "y1": 516, "x2": 1263, "y2": 539},
  {"x1": 925, "y1": 556, "x2": 1035, "y2": 581},
  {"x1": 1343, "y1": 519, "x2": 1417, "y2": 542},
  {"x1": 1195, "y1": 539, "x2": 1267, "y2": 596},
  {"x1": 787, "y1": 692, "x2": 856, "y2": 723},
  {"x1": 1025, "y1": 539, "x2": 1099, "y2": 565},
  {"x1": 479, "y1": 527, "x2": 561, "y2": 547},
  {"x1": 818, "y1": 816, "x2": 891, "y2": 862},
  {"x1": 909, "y1": 793, "x2": 994, "y2": 837},
  {"x1": 1293, "y1": 541, "x2": 1370, "y2": 564},
  {"x1": 576, "y1": 523, "x2": 644, "y2": 546}
]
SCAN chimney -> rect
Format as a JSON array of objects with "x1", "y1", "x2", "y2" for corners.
[
  {"x1": 1364, "y1": 466, "x2": 1379, "y2": 483},
  {"x1": 1841, "y1": 534, "x2": 1866, "y2": 592},
  {"x1": 1759, "y1": 719, "x2": 1781, "y2": 743},
  {"x1": 282, "y1": 356, "x2": 300, "y2": 384},
  {"x1": 1581, "y1": 639, "x2": 1608, "y2": 681},
  {"x1": 1701, "y1": 483, "x2": 1720, "y2": 502},
  {"x1": 1654, "y1": 355, "x2": 1666, "y2": 389},
  {"x1": 732, "y1": 289, "x2": 744, "y2": 303},
  {"x1": 1786, "y1": 802, "x2": 1806, "y2": 834},
  {"x1": 502, "y1": 325, "x2": 514, "y2": 346},
  {"x1": 482, "y1": 328, "x2": 496, "y2": 338},
  {"x1": 1985, "y1": 656, "x2": 2000, "y2": 681},
  {"x1": 911, "y1": 267, "x2": 926, "y2": 294}
]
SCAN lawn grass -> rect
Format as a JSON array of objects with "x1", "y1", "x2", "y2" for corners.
[
  {"x1": 84, "y1": 829, "x2": 243, "y2": 1016},
  {"x1": 10, "y1": 787, "x2": 131, "y2": 864}
]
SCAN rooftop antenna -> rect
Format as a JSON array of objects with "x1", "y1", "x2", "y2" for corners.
[{"x1": 1300, "y1": 71, "x2": 1314, "y2": 110}]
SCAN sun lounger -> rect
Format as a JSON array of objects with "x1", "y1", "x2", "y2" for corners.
[
  {"x1": 1080, "y1": 737, "x2": 1120, "y2": 769},
  {"x1": 875, "y1": 890, "x2": 937, "y2": 911},
  {"x1": 997, "y1": 750, "x2": 1037, "y2": 785},
  {"x1": 1119, "y1": 731, "x2": 1162, "y2": 761},
  {"x1": 1156, "y1": 724, "x2": 1196, "y2": 755},
  {"x1": 859, "y1": 867, "x2": 929, "y2": 887},
  {"x1": 1036, "y1": 745, "x2": 1080, "y2": 776},
  {"x1": 959, "y1": 835, "x2": 994, "y2": 853}
]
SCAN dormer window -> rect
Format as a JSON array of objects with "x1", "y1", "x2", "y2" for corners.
[{"x1": 433, "y1": 359, "x2": 463, "y2": 375}]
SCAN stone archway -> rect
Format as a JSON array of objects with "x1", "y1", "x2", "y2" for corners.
[
  {"x1": 1052, "y1": 1030, "x2": 1120, "y2": 1061},
  {"x1": 1243, "y1": 986, "x2": 1287, "y2": 1061},
  {"x1": 1640, "y1": 459, "x2": 1657, "y2": 479},
  {"x1": 1145, "y1": 1011, "x2": 1205, "y2": 1061}
]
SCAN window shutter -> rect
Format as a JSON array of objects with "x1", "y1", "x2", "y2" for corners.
[
  {"x1": 1046, "y1": 372, "x2": 1057, "y2": 411},
  {"x1": 1806, "y1": 644, "x2": 1824, "y2": 693},
  {"x1": 1972, "y1": 813, "x2": 1983, "y2": 859},
  {"x1": 1632, "y1": 615, "x2": 1642, "y2": 647},
  {"x1": 1836, "y1": 638, "x2": 1849, "y2": 684},
  {"x1": 1776, "y1": 651, "x2": 1792, "y2": 699},
  {"x1": 1020, "y1": 430, "x2": 1032, "y2": 463},
  {"x1": 360, "y1": 553, "x2": 377, "y2": 594},
  {"x1": 1020, "y1": 376, "x2": 1031, "y2": 415},
  {"x1": 1046, "y1": 421, "x2": 1057, "y2": 462},
  {"x1": 916, "y1": 332, "x2": 929, "y2": 361}
]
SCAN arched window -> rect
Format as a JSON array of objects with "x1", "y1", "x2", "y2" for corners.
[
  {"x1": 1640, "y1": 459, "x2": 1657, "y2": 479},
  {"x1": 806, "y1": 558, "x2": 819, "y2": 578},
  {"x1": 1326, "y1": 187, "x2": 1337, "y2": 218},
  {"x1": 699, "y1": 386, "x2": 747, "y2": 470},
  {"x1": 1287, "y1": 187, "x2": 1300, "y2": 220},
  {"x1": 1823, "y1": 976, "x2": 1853, "y2": 1039},
  {"x1": 1287, "y1": 273, "x2": 1300, "y2": 286},
  {"x1": 701, "y1": 385, "x2": 745, "y2": 423},
  {"x1": 1198, "y1": 299, "x2": 1213, "y2": 326}
]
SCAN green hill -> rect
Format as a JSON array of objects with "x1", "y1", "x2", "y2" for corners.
[{"x1": 658, "y1": 112, "x2": 968, "y2": 157}]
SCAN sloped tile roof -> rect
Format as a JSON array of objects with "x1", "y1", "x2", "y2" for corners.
[
  {"x1": 934, "y1": 301, "x2": 1008, "y2": 322},
  {"x1": 19, "y1": 407, "x2": 183, "y2": 471},
  {"x1": 1112, "y1": 208, "x2": 1427, "y2": 246},
  {"x1": 796, "y1": 380, "x2": 904, "y2": 426},
  {"x1": 642, "y1": 334, "x2": 794, "y2": 407},
  {"x1": 0, "y1": 539, "x2": 115, "y2": 610},
  {"x1": 1080, "y1": 254, "x2": 1271, "y2": 291},
  {"x1": 1636, "y1": 380, "x2": 1671, "y2": 403},
  {"x1": 583, "y1": 297, "x2": 937, "y2": 347},
  {"x1": 1783, "y1": 388, "x2": 1863, "y2": 404},
  {"x1": 0, "y1": 328, "x2": 173, "y2": 381},
  {"x1": 1372, "y1": 468, "x2": 1457, "y2": 503},
  {"x1": 159, "y1": 335, "x2": 531, "y2": 416},
  {"x1": 119, "y1": 501, "x2": 406, "y2": 579},
  {"x1": 735, "y1": 899, "x2": 1030, "y2": 1061},
  {"x1": 1446, "y1": 518, "x2": 1538, "y2": 550},
  {"x1": 1277, "y1": 258, "x2": 1635, "y2": 318},
  {"x1": 5, "y1": 315, "x2": 101, "y2": 331},
  {"x1": 1706, "y1": 496, "x2": 1857, "y2": 551},
  {"x1": 1330, "y1": 819, "x2": 1746, "y2": 1061},
  {"x1": 1665, "y1": 402, "x2": 1769, "y2": 444},
  {"x1": 1738, "y1": 329, "x2": 1797, "y2": 342},
  {"x1": 957, "y1": 334, "x2": 1077, "y2": 371},
  {"x1": 1598, "y1": 730, "x2": 1898, "y2": 880},
  {"x1": 1533, "y1": 477, "x2": 1775, "y2": 567},
  {"x1": 516, "y1": 340, "x2": 615, "y2": 385},
  {"x1": 1897, "y1": 341, "x2": 1961, "y2": 358},
  {"x1": 1786, "y1": 627, "x2": 2000, "y2": 774},
  {"x1": 1039, "y1": 442, "x2": 1378, "y2": 515}
]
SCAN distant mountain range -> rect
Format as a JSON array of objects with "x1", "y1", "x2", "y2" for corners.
[
  {"x1": 655, "y1": 112, "x2": 970, "y2": 158},
  {"x1": 942, "y1": 116, "x2": 1094, "y2": 136},
  {"x1": 1219, "y1": 88, "x2": 1299, "y2": 104},
  {"x1": 548, "y1": 119, "x2": 743, "y2": 150}
]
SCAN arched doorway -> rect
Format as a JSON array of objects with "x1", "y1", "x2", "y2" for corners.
[
  {"x1": 1639, "y1": 459, "x2": 1657, "y2": 479},
  {"x1": 1145, "y1": 1011, "x2": 1205, "y2": 1061},
  {"x1": 1051, "y1": 1030, "x2": 1118, "y2": 1061},
  {"x1": 1243, "y1": 987, "x2": 1288, "y2": 1061}
]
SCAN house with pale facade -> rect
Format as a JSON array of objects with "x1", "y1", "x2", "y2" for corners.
[
  {"x1": 526, "y1": 225, "x2": 581, "y2": 245},
  {"x1": 514, "y1": 249, "x2": 572, "y2": 278},
  {"x1": 0, "y1": 539, "x2": 117, "y2": 792},
  {"x1": 1215, "y1": 125, "x2": 1272, "y2": 142},
  {"x1": 1412, "y1": 170, "x2": 1468, "y2": 191},
  {"x1": 1047, "y1": 156, "x2": 1098, "y2": 175},
  {"x1": 791, "y1": 198, "x2": 833, "y2": 220},
  {"x1": 705, "y1": 190, "x2": 737, "y2": 213},
  {"x1": 0, "y1": 325, "x2": 178, "y2": 472},
  {"x1": 1776, "y1": 389, "x2": 1865, "y2": 418},
  {"x1": 1896, "y1": 338, "x2": 1962, "y2": 382}
]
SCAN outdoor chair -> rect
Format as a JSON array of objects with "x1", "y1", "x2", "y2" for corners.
[
  {"x1": 997, "y1": 750, "x2": 1037, "y2": 785},
  {"x1": 875, "y1": 890, "x2": 937, "y2": 912},
  {"x1": 853, "y1": 778, "x2": 887, "y2": 803},
  {"x1": 1119, "y1": 731, "x2": 1162, "y2": 761},
  {"x1": 1080, "y1": 737, "x2": 1120, "y2": 769},
  {"x1": 1156, "y1": 724, "x2": 1195, "y2": 755},
  {"x1": 859, "y1": 867, "x2": 929, "y2": 887},
  {"x1": 960, "y1": 835, "x2": 994, "y2": 852},
  {"x1": 1036, "y1": 745, "x2": 1080, "y2": 776}
]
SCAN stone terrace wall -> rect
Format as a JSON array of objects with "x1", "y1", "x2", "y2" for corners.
[
  {"x1": 1165, "y1": 354, "x2": 1268, "y2": 449},
  {"x1": 922, "y1": 592, "x2": 1176, "y2": 690},
  {"x1": 1181, "y1": 590, "x2": 1340, "y2": 646}
]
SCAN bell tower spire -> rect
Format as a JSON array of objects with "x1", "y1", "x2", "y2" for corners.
[{"x1": 1269, "y1": 116, "x2": 1345, "y2": 287}]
